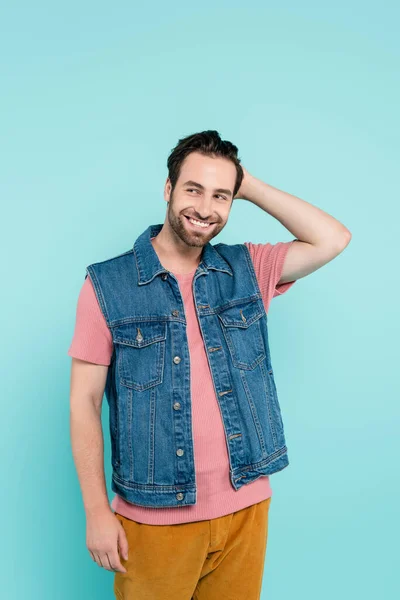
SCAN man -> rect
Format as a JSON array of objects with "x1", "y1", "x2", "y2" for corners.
[{"x1": 68, "y1": 130, "x2": 351, "y2": 599}]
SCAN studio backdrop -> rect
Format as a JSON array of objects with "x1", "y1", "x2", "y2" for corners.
[{"x1": 1, "y1": 1, "x2": 398, "y2": 599}]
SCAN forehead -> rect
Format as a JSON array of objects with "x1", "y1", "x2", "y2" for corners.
[{"x1": 178, "y1": 152, "x2": 236, "y2": 185}]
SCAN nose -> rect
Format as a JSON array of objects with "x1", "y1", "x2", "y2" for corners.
[{"x1": 195, "y1": 195, "x2": 213, "y2": 220}]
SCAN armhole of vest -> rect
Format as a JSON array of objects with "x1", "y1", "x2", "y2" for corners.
[
  {"x1": 240, "y1": 243, "x2": 263, "y2": 300},
  {"x1": 85, "y1": 267, "x2": 111, "y2": 328}
]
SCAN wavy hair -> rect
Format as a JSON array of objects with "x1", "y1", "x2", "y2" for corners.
[{"x1": 167, "y1": 130, "x2": 243, "y2": 199}]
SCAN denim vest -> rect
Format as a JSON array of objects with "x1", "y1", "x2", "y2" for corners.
[{"x1": 86, "y1": 223, "x2": 289, "y2": 508}]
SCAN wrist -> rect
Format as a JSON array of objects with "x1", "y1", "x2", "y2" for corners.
[
  {"x1": 84, "y1": 502, "x2": 111, "y2": 518},
  {"x1": 241, "y1": 174, "x2": 258, "y2": 202}
]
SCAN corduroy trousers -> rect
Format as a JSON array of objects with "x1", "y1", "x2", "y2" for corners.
[{"x1": 113, "y1": 496, "x2": 271, "y2": 600}]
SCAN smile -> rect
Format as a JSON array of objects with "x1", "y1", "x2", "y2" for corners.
[{"x1": 184, "y1": 216, "x2": 215, "y2": 230}]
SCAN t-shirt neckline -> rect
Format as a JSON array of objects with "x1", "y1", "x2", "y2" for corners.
[{"x1": 173, "y1": 268, "x2": 197, "y2": 278}]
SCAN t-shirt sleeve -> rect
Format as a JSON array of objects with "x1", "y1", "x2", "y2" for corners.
[
  {"x1": 67, "y1": 276, "x2": 113, "y2": 366},
  {"x1": 244, "y1": 240, "x2": 297, "y2": 313}
]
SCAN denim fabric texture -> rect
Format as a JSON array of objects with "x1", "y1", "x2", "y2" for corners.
[{"x1": 86, "y1": 223, "x2": 289, "y2": 508}]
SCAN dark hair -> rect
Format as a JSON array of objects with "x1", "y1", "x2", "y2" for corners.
[{"x1": 167, "y1": 130, "x2": 243, "y2": 199}]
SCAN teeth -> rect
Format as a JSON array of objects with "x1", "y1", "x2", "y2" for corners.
[{"x1": 189, "y1": 217, "x2": 210, "y2": 228}]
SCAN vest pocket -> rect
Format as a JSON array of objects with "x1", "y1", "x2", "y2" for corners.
[
  {"x1": 217, "y1": 301, "x2": 266, "y2": 370},
  {"x1": 113, "y1": 321, "x2": 166, "y2": 391}
]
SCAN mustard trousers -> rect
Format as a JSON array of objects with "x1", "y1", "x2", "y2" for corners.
[{"x1": 114, "y1": 496, "x2": 271, "y2": 600}]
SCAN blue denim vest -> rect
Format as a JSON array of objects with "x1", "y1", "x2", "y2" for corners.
[{"x1": 86, "y1": 223, "x2": 289, "y2": 508}]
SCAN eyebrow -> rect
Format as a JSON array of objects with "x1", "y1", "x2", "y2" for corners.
[{"x1": 183, "y1": 180, "x2": 232, "y2": 198}]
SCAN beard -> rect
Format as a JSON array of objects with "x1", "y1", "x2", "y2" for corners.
[{"x1": 167, "y1": 191, "x2": 226, "y2": 248}]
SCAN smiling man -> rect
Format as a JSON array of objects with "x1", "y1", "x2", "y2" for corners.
[
  {"x1": 68, "y1": 130, "x2": 351, "y2": 600},
  {"x1": 152, "y1": 148, "x2": 239, "y2": 272}
]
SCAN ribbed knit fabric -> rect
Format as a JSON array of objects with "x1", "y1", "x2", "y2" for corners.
[{"x1": 68, "y1": 239, "x2": 296, "y2": 524}]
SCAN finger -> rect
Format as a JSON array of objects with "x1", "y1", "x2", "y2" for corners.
[
  {"x1": 100, "y1": 552, "x2": 124, "y2": 573},
  {"x1": 102, "y1": 552, "x2": 114, "y2": 572},
  {"x1": 118, "y1": 530, "x2": 129, "y2": 561},
  {"x1": 95, "y1": 553, "x2": 104, "y2": 568},
  {"x1": 106, "y1": 552, "x2": 127, "y2": 573},
  {"x1": 89, "y1": 549, "x2": 104, "y2": 569}
]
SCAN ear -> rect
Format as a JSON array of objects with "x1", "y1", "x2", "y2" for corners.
[{"x1": 164, "y1": 178, "x2": 172, "y2": 203}]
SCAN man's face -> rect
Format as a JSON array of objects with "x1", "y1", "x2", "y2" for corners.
[{"x1": 164, "y1": 152, "x2": 236, "y2": 248}]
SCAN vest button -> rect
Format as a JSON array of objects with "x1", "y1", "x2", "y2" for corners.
[
  {"x1": 176, "y1": 448, "x2": 184, "y2": 456},
  {"x1": 173, "y1": 402, "x2": 181, "y2": 410},
  {"x1": 173, "y1": 356, "x2": 181, "y2": 364},
  {"x1": 171, "y1": 309, "x2": 179, "y2": 317},
  {"x1": 176, "y1": 492, "x2": 184, "y2": 501}
]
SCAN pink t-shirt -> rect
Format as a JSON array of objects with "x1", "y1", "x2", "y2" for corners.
[{"x1": 68, "y1": 239, "x2": 296, "y2": 524}]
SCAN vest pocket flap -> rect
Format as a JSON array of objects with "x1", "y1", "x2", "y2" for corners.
[
  {"x1": 113, "y1": 321, "x2": 167, "y2": 348},
  {"x1": 217, "y1": 301, "x2": 264, "y2": 328}
]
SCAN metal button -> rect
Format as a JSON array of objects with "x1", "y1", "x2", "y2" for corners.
[
  {"x1": 176, "y1": 448, "x2": 184, "y2": 456},
  {"x1": 162, "y1": 273, "x2": 168, "y2": 280},
  {"x1": 173, "y1": 356, "x2": 181, "y2": 364},
  {"x1": 173, "y1": 402, "x2": 181, "y2": 410},
  {"x1": 176, "y1": 492, "x2": 184, "y2": 500},
  {"x1": 171, "y1": 309, "x2": 179, "y2": 317}
]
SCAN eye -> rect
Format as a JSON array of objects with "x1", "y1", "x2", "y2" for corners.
[{"x1": 187, "y1": 188, "x2": 226, "y2": 200}]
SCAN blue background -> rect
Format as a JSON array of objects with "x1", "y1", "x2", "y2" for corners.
[{"x1": 1, "y1": 1, "x2": 398, "y2": 598}]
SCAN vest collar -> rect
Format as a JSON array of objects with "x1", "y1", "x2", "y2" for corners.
[{"x1": 133, "y1": 223, "x2": 233, "y2": 285}]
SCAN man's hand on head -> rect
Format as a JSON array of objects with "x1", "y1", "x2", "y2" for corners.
[{"x1": 233, "y1": 166, "x2": 252, "y2": 201}]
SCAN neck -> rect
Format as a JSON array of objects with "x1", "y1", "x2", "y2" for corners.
[{"x1": 151, "y1": 221, "x2": 203, "y2": 274}]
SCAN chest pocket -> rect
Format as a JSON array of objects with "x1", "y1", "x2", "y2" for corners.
[
  {"x1": 217, "y1": 301, "x2": 266, "y2": 370},
  {"x1": 113, "y1": 321, "x2": 166, "y2": 391}
]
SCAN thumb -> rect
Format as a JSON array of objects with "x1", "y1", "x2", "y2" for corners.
[{"x1": 118, "y1": 527, "x2": 129, "y2": 560}]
